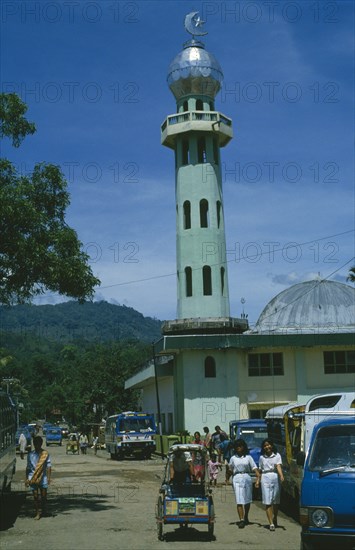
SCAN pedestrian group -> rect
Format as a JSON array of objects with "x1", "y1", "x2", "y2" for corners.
[
  {"x1": 23, "y1": 424, "x2": 284, "y2": 531},
  {"x1": 178, "y1": 426, "x2": 285, "y2": 532}
]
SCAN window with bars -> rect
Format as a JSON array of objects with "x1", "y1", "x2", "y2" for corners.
[
  {"x1": 323, "y1": 351, "x2": 355, "y2": 374},
  {"x1": 248, "y1": 353, "x2": 284, "y2": 376}
]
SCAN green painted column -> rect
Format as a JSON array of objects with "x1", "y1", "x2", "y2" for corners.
[{"x1": 162, "y1": 38, "x2": 233, "y2": 319}]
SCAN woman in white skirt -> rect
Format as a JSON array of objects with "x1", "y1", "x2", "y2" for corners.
[
  {"x1": 228, "y1": 439, "x2": 260, "y2": 528},
  {"x1": 256, "y1": 439, "x2": 284, "y2": 531}
]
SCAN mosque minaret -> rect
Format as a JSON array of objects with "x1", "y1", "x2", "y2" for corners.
[
  {"x1": 161, "y1": 13, "x2": 234, "y2": 320},
  {"x1": 126, "y1": 13, "x2": 354, "y2": 435}
]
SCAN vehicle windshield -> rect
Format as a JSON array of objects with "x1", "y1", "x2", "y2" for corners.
[
  {"x1": 308, "y1": 425, "x2": 355, "y2": 472},
  {"x1": 239, "y1": 427, "x2": 268, "y2": 449},
  {"x1": 118, "y1": 417, "x2": 155, "y2": 433}
]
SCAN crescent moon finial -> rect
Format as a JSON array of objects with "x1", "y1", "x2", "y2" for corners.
[{"x1": 184, "y1": 11, "x2": 208, "y2": 37}]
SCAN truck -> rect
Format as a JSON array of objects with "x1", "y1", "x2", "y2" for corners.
[
  {"x1": 265, "y1": 392, "x2": 355, "y2": 507},
  {"x1": 299, "y1": 414, "x2": 355, "y2": 550},
  {"x1": 105, "y1": 411, "x2": 156, "y2": 460}
]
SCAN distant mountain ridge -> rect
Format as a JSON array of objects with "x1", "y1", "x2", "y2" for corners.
[{"x1": 0, "y1": 301, "x2": 162, "y2": 343}]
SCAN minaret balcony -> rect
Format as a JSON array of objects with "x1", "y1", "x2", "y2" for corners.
[{"x1": 161, "y1": 110, "x2": 233, "y2": 149}]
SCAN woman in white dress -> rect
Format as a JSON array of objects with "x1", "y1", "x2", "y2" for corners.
[
  {"x1": 228, "y1": 439, "x2": 260, "y2": 528},
  {"x1": 256, "y1": 439, "x2": 285, "y2": 531}
]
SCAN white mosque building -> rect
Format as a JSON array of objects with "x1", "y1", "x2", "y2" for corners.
[{"x1": 125, "y1": 15, "x2": 355, "y2": 434}]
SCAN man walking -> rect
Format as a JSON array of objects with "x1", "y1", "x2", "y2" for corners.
[{"x1": 26, "y1": 436, "x2": 51, "y2": 519}]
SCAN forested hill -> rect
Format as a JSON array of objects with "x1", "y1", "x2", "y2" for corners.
[{"x1": 0, "y1": 301, "x2": 162, "y2": 343}]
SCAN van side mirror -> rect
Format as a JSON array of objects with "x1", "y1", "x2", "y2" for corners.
[{"x1": 296, "y1": 451, "x2": 305, "y2": 466}]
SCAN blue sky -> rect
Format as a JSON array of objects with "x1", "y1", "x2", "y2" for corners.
[{"x1": 2, "y1": 0, "x2": 354, "y2": 326}]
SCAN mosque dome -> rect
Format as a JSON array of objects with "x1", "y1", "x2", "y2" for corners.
[
  {"x1": 167, "y1": 39, "x2": 223, "y2": 101},
  {"x1": 253, "y1": 279, "x2": 355, "y2": 334}
]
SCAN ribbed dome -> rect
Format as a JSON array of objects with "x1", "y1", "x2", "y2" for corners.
[
  {"x1": 254, "y1": 280, "x2": 355, "y2": 334},
  {"x1": 167, "y1": 39, "x2": 223, "y2": 100}
]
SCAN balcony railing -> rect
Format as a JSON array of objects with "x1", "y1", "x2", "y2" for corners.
[{"x1": 161, "y1": 110, "x2": 232, "y2": 132}]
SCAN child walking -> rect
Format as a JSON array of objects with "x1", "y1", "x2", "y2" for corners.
[{"x1": 207, "y1": 453, "x2": 222, "y2": 486}]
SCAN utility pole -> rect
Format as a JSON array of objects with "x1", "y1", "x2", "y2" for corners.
[{"x1": 152, "y1": 342, "x2": 164, "y2": 459}]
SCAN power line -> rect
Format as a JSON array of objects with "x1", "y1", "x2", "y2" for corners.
[
  {"x1": 252, "y1": 256, "x2": 355, "y2": 325},
  {"x1": 97, "y1": 229, "x2": 354, "y2": 290}
]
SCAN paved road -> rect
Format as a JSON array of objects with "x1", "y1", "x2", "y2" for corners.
[{"x1": 1, "y1": 444, "x2": 301, "y2": 549}]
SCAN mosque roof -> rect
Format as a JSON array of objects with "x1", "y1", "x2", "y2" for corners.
[{"x1": 250, "y1": 279, "x2": 355, "y2": 334}]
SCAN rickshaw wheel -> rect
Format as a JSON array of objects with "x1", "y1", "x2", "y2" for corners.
[
  {"x1": 208, "y1": 522, "x2": 214, "y2": 538},
  {"x1": 157, "y1": 497, "x2": 164, "y2": 541}
]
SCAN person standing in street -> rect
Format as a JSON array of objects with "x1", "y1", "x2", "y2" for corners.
[
  {"x1": 192, "y1": 431, "x2": 205, "y2": 481},
  {"x1": 92, "y1": 435, "x2": 99, "y2": 455},
  {"x1": 79, "y1": 432, "x2": 88, "y2": 454},
  {"x1": 203, "y1": 426, "x2": 212, "y2": 454},
  {"x1": 219, "y1": 437, "x2": 233, "y2": 484},
  {"x1": 26, "y1": 435, "x2": 51, "y2": 520},
  {"x1": 211, "y1": 425, "x2": 228, "y2": 462},
  {"x1": 228, "y1": 439, "x2": 260, "y2": 528},
  {"x1": 207, "y1": 452, "x2": 222, "y2": 486},
  {"x1": 257, "y1": 438, "x2": 284, "y2": 531},
  {"x1": 19, "y1": 431, "x2": 27, "y2": 459}
]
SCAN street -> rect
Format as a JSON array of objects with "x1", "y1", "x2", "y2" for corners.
[{"x1": 1, "y1": 445, "x2": 301, "y2": 549}]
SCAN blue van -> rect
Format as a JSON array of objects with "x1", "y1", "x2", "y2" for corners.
[
  {"x1": 229, "y1": 419, "x2": 268, "y2": 466},
  {"x1": 46, "y1": 426, "x2": 63, "y2": 446},
  {"x1": 299, "y1": 415, "x2": 355, "y2": 550}
]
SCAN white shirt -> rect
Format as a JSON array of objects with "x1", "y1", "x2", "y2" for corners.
[
  {"x1": 229, "y1": 454, "x2": 257, "y2": 475},
  {"x1": 259, "y1": 452, "x2": 282, "y2": 472},
  {"x1": 169, "y1": 451, "x2": 192, "y2": 472}
]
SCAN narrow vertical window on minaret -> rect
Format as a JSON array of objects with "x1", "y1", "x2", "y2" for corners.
[
  {"x1": 183, "y1": 201, "x2": 191, "y2": 229},
  {"x1": 196, "y1": 99, "x2": 203, "y2": 111},
  {"x1": 183, "y1": 100, "x2": 188, "y2": 111},
  {"x1": 182, "y1": 139, "x2": 189, "y2": 165},
  {"x1": 185, "y1": 267, "x2": 192, "y2": 297},
  {"x1": 197, "y1": 137, "x2": 207, "y2": 163},
  {"x1": 213, "y1": 138, "x2": 219, "y2": 165},
  {"x1": 216, "y1": 201, "x2": 221, "y2": 228},
  {"x1": 221, "y1": 267, "x2": 225, "y2": 295},
  {"x1": 203, "y1": 266, "x2": 212, "y2": 295},
  {"x1": 200, "y1": 199, "x2": 209, "y2": 228},
  {"x1": 204, "y1": 356, "x2": 216, "y2": 378}
]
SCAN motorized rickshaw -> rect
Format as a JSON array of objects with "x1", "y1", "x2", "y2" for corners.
[
  {"x1": 66, "y1": 433, "x2": 79, "y2": 454},
  {"x1": 156, "y1": 443, "x2": 215, "y2": 541}
]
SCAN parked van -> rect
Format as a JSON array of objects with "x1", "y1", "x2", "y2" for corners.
[
  {"x1": 299, "y1": 414, "x2": 355, "y2": 550},
  {"x1": 46, "y1": 426, "x2": 62, "y2": 446},
  {"x1": 266, "y1": 392, "x2": 355, "y2": 505},
  {"x1": 229, "y1": 419, "x2": 267, "y2": 467}
]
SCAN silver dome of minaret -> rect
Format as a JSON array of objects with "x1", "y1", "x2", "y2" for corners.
[{"x1": 167, "y1": 12, "x2": 223, "y2": 101}]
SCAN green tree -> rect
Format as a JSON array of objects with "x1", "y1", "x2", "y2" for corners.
[
  {"x1": 347, "y1": 266, "x2": 355, "y2": 283},
  {"x1": 0, "y1": 92, "x2": 36, "y2": 147},
  {"x1": 0, "y1": 93, "x2": 100, "y2": 305}
]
